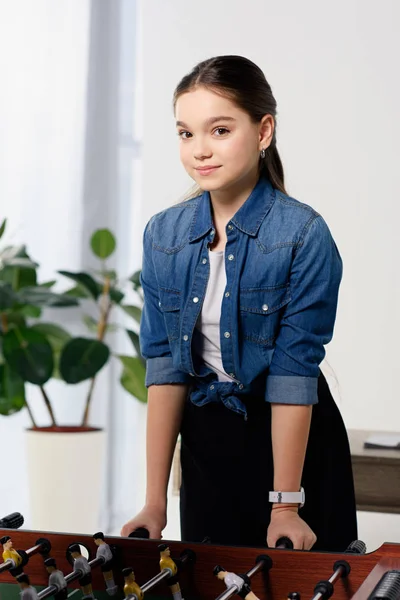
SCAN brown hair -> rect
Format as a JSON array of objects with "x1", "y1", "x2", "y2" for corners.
[{"x1": 173, "y1": 55, "x2": 287, "y2": 200}]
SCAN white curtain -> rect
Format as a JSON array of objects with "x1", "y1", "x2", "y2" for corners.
[{"x1": 0, "y1": 0, "x2": 144, "y2": 535}]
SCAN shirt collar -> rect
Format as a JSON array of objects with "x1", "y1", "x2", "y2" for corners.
[{"x1": 188, "y1": 175, "x2": 276, "y2": 243}]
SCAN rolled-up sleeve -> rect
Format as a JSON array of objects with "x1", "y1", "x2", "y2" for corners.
[
  {"x1": 265, "y1": 215, "x2": 343, "y2": 406},
  {"x1": 139, "y1": 217, "x2": 192, "y2": 387}
]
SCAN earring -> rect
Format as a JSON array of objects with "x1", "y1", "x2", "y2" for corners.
[{"x1": 260, "y1": 148, "x2": 266, "y2": 159}]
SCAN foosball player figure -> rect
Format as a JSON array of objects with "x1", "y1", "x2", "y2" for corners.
[
  {"x1": 69, "y1": 544, "x2": 95, "y2": 599},
  {"x1": 1, "y1": 536, "x2": 23, "y2": 573},
  {"x1": 122, "y1": 567, "x2": 144, "y2": 600},
  {"x1": 158, "y1": 544, "x2": 184, "y2": 600},
  {"x1": 213, "y1": 565, "x2": 260, "y2": 600},
  {"x1": 44, "y1": 558, "x2": 68, "y2": 600},
  {"x1": 16, "y1": 574, "x2": 39, "y2": 600},
  {"x1": 93, "y1": 532, "x2": 118, "y2": 596}
]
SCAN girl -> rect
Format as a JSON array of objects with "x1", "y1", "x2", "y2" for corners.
[{"x1": 121, "y1": 55, "x2": 357, "y2": 551}]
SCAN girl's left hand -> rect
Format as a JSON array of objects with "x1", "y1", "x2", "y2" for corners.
[{"x1": 267, "y1": 506, "x2": 317, "y2": 550}]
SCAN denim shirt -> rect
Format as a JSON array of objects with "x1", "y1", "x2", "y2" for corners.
[{"x1": 139, "y1": 175, "x2": 342, "y2": 417}]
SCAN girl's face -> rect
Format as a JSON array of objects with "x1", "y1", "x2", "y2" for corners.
[{"x1": 175, "y1": 86, "x2": 272, "y2": 193}]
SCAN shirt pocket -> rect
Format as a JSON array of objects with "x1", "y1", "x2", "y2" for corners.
[
  {"x1": 158, "y1": 287, "x2": 181, "y2": 341},
  {"x1": 239, "y1": 284, "x2": 291, "y2": 346}
]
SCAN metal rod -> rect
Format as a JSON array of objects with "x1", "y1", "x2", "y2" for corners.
[
  {"x1": 37, "y1": 570, "x2": 83, "y2": 600},
  {"x1": 37, "y1": 556, "x2": 105, "y2": 599},
  {"x1": 25, "y1": 544, "x2": 44, "y2": 558},
  {"x1": 215, "y1": 585, "x2": 241, "y2": 600},
  {"x1": 245, "y1": 561, "x2": 265, "y2": 579},
  {"x1": 215, "y1": 557, "x2": 268, "y2": 600},
  {"x1": 0, "y1": 560, "x2": 13, "y2": 574},
  {"x1": 311, "y1": 566, "x2": 344, "y2": 600},
  {"x1": 141, "y1": 569, "x2": 172, "y2": 593},
  {"x1": 37, "y1": 585, "x2": 58, "y2": 599}
]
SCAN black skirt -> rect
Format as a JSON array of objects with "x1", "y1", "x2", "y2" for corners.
[{"x1": 179, "y1": 370, "x2": 358, "y2": 551}]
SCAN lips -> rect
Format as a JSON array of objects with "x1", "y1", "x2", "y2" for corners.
[{"x1": 195, "y1": 166, "x2": 221, "y2": 175}]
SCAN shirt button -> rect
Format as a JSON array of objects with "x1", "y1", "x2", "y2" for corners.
[
  {"x1": 159, "y1": 301, "x2": 162, "y2": 306},
  {"x1": 225, "y1": 292, "x2": 230, "y2": 297},
  {"x1": 210, "y1": 384, "x2": 215, "y2": 390},
  {"x1": 228, "y1": 254, "x2": 234, "y2": 261},
  {"x1": 238, "y1": 383, "x2": 244, "y2": 390},
  {"x1": 202, "y1": 258, "x2": 207, "y2": 264},
  {"x1": 183, "y1": 335, "x2": 189, "y2": 341},
  {"x1": 228, "y1": 224, "x2": 233, "y2": 230},
  {"x1": 190, "y1": 372, "x2": 194, "y2": 376},
  {"x1": 193, "y1": 297, "x2": 199, "y2": 303},
  {"x1": 229, "y1": 372, "x2": 235, "y2": 378},
  {"x1": 224, "y1": 331, "x2": 231, "y2": 338},
  {"x1": 262, "y1": 304, "x2": 269, "y2": 311}
]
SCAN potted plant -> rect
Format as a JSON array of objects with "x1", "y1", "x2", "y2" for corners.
[{"x1": 0, "y1": 219, "x2": 147, "y2": 532}]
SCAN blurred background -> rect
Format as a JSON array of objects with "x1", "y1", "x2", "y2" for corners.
[{"x1": 0, "y1": 0, "x2": 399, "y2": 551}]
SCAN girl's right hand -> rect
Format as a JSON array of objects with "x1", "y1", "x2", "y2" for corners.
[{"x1": 120, "y1": 504, "x2": 167, "y2": 539}]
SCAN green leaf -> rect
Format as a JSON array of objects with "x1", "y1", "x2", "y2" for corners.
[
  {"x1": 3, "y1": 327, "x2": 54, "y2": 385},
  {"x1": 90, "y1": 229, "x2": 116, "y2": 259},
  {"x1": 62, "y1": 276, "x2": 123, "y2": 305},
  {"x1": 82, "y1": 315, "x2": 118, "y2": 334},
  {"x1": 19, "y1": 305, "x2": 42, "y2": 318},
  {"x1": 0, "y1": 364, "x2": 26, "y2": 416},
  {"x1": 129, "y1": 270, "x2": 142, "y2": 289},
  {"x1": 82, "y1": 314, "x2": 98, "y2": 334},
  {"x1": 1, "y1": 313, "x2": 26, "y2": 331},
  {"x1": 58, "y1": 271, "x2": 100, "y2": 300},
  {"x1": 0, "y1": 246, "x2": 38, "y2": 290},
  {"x1": 125, "y1": 329, "x2": 145, "y2": 367},
  {"x1": 31, "y1": 323, "x2": 72, "y2": 381},
  {"x1": 109, "y1": 287, "x2": 124, "y2": 304},
  {"x1": 0, "y1": 282, "x2": 17, "y2": 309},
  {"x1": 118, "y1": 355, "x2": 147, "y2": 402},
  {"x1": 16, "y1": 287, "x2": 79, "y2": 307},
  {"x1": 37, "y1": 280, "x2": 57, "y2": 289},
  {"x1": 0, "y1": 266, "x2": 37, "y2": 289},
  {"x1": 64, "y1": 284, "x2": 92, "y2": 299},
  {"x1": 59, "y1": 337, "x2": 110, "y2": 383},
  {"x1": 3, "y1": 258, "x2": 38, "y2": 269},
  {"x1": 0, "y1": 219, "x2": 6, "y2": 240},
  {"x1": 121, "y1": 304, "x2": 142, "y2": 325},
  {"x1": 30, "y1": 323, "x2": 71, "y2": 353}
]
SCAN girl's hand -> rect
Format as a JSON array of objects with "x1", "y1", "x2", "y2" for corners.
[
  {"x1": 120, "y1": 504, "x2": 167, "y2": 539},
  {"x1": 267, "y1": 506, "x2": 317, "y2": 550}
]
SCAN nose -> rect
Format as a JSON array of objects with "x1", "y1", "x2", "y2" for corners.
[{"x1": 193, "y1": 137, "x2": 212, "y2": 161}]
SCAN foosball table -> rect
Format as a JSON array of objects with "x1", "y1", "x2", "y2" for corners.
[{"x1": 1, "y1": 513, "x2": 400, "y2": 600}]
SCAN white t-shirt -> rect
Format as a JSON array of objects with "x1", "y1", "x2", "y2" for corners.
[{"x1": 193, "y1": 249, "x2": 237, "y2": 382}]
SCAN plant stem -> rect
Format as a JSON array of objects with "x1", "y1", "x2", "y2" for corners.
[
  {"x1": 39, "y1": 385, "x2": 57, "y2": 427},
  {"x1": 81, "y1": 275, "x2": 112, "y2": 427},
  {"x1": 25, "y1": 400, "x2": 38, "y2": 429},
  {"x1": 81, "y1": 377, "x2": 96, "y2": 428},
  {"x1": 1, "y1": 312, "x2": 8, "y2": 333}
]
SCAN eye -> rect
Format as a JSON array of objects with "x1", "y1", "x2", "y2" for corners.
[
  {"x1": 177, "y1": 130, "x2": 192, "y2": 139},
  {"x1": 213, "y1": 127, "x2": 230, "y2": 136}
]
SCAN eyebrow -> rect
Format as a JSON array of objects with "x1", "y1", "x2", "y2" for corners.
[{"x1": 176, "y1": 115, "x2": 236, "y2": 128}]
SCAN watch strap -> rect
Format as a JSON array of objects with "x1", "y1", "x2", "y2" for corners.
[{"x1": 269, "y1": 487, "x2": 305, "y2": 508}]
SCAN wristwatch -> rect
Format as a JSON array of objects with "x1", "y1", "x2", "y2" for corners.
[{"x1": 269, "y1": 486, "x2": 305, "y2": 508}]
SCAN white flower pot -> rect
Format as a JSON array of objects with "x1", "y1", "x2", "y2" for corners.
[{"x1": 25, "y1": 427, "x2": 106, "y2": 533}]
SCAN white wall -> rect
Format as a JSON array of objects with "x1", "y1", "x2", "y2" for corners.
[{"x1": 141, "y1": 0, "x2": 400, "y2": 549}]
